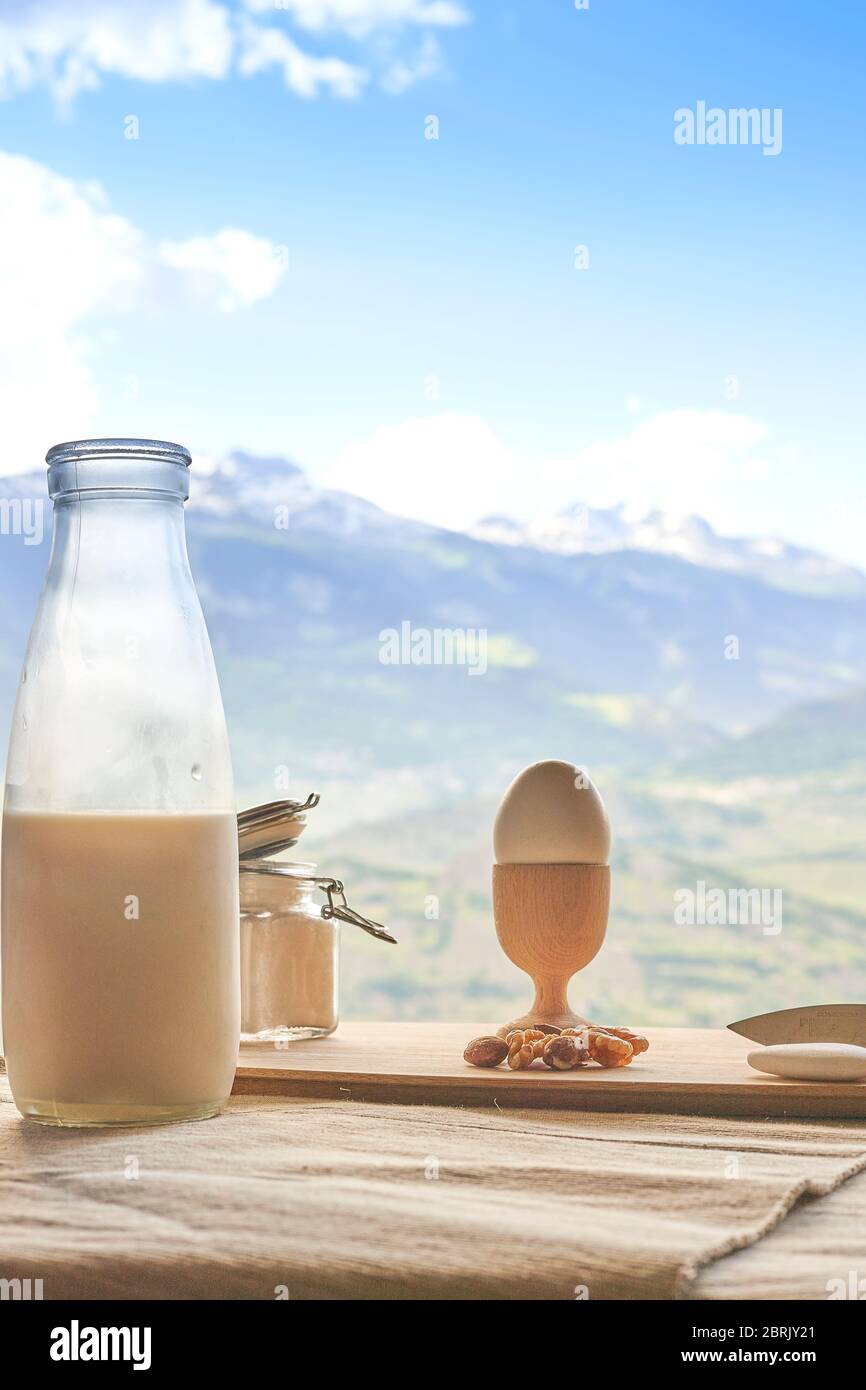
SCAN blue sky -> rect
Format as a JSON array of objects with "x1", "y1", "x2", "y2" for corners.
[{"x1": 0, "y1": 0, "x2": 864, "y2": 562}]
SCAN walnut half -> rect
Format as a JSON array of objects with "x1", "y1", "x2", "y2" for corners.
[{"x1": 542, "y1": 1034, "x2": 589, "y2": 1070}]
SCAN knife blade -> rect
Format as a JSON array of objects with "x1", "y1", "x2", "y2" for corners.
[{"x1": 728, "y1": 1004, "x2": 866, "y2": 1048}]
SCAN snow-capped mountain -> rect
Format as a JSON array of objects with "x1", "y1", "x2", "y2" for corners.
[
  {"x1": 3, "y1": 449, "x2": 866, "y2": 805},
  {"x1": 195, "y1": 450, "x2": 420, "y2": 541},
  {"x1": 471, "y1": 502, "x2": 866, "y2": 598}
]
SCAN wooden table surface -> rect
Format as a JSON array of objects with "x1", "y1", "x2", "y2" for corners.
[
  {"x1": 3, "y1": 1028, "x2": 866, "y2": 1300},
  {"x1": 235, "y1": 1022, "x2": 866, "y2": 1117}
]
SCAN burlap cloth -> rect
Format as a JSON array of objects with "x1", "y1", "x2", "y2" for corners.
[{"x1": 2, "y1": 1075, "x2": 866, "y2": 1299}]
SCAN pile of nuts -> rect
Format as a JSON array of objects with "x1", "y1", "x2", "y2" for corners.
[{"x1": 463, "y1": 1023, "x2": 649, "y2": 1072}]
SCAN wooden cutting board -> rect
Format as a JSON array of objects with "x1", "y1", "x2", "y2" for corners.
[{"x1": 233, "y1": 1022, "x2": 866, "y2": 1117}]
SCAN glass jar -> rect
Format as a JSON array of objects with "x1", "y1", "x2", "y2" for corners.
[
  {"x1": 1, "y1": 439, "x2": 239, "y2": 1127},
  {"x1": 240, "y1": 863, "x2": 339, "y2": 1041},
  {"x1": 239, "y1": 862, "x2": 395, "y2": 1042}
]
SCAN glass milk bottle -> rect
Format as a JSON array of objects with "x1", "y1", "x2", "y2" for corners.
[{"x1": 1, "y1": 439, "x2": 239, "y2": 1126}]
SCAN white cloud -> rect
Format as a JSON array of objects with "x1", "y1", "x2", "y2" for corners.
[
  {"x1": 379, "y1": 33, "x2": 443, "y2": 93},
  {"x1": 237, "y1": 21, "x2": 367, "y2": 98},
  {"x1": 0, "y1": 0, "x2": 234, "y2": 104},
  {"x1": 0, "y1": 150, "x2": 146, "y2": 470},
  {"x1": 573, "y1": 409, "x2": 772, "y2": 521},
  {"x1": 241, "y1": 0, "x2": 468, "y2": 39},
  {"x1": 326, "y1": 408, "x2": 781, "y2": 533},
  {"x1": 158, "y1": 229, "x2": 288, "y2": 310},
  {"x1": 0, "y1": 0, "x2": 466, "y2": 105},
  {"x1": 0, "y1": 151, "x2": 286, "y2": 473},
  {"x1": 328, "y1": 413, "x2": 516, "y2": 529}
]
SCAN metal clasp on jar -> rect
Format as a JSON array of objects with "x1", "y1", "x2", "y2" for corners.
[{"x1": 315, "y1": 878, "x2": 397, "y2": 944}]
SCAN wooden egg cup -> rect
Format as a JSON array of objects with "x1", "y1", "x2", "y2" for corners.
[{"x1": 493, "y1": 863, "x2": 610, "y2": 1032}]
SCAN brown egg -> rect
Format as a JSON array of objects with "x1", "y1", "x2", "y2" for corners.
[{"x1": 493, "y1": 759, "x2": 611, "y2": 865}]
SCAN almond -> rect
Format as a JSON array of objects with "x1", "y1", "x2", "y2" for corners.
[{"x1": 463, "y1": 1035, "x2": 508, "y2": 1068}]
